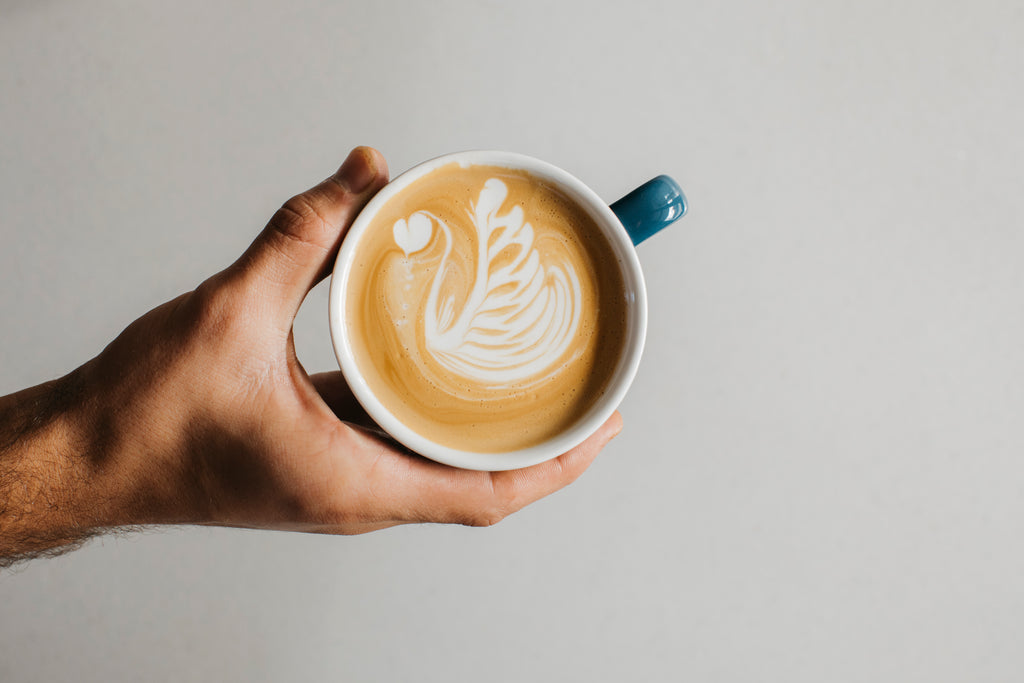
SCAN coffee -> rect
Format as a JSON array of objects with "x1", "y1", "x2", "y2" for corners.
[{"x1": 344, "y1": 162, "x2": 627, "y2": 453}]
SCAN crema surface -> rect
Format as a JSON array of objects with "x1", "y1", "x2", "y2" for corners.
[{"x1": 346, "y1": 163, "x2": 626, "y2": 453}]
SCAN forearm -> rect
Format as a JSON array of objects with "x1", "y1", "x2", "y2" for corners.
[{"x1": 0, "y1": 371, "x2": 104, "y2": 565}]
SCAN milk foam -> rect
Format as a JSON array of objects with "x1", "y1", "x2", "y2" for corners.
[
  {"x1": 346, "y1": 162, "x2": 626, "y2": 453},
  {"x1": 392, "y1": 178, "x2": 583, "y2": 388}
]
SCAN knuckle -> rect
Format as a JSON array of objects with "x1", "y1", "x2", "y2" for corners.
[
  {"x1": 270, "y1": 194, "x2": 330, "y2": 247},
  {"x1": 171, "y1": 274, "x2": 251, "y2": 352},
  {"x1": 187, "y1": 276, "x2": 235, "y2": 329},
  {"x1": 458, "y1": 476, "x2": 523, "y2": 527},
  {"x1": 271, "y1": 198, "x2": 313, "y2": 236},
  {"x1": 464, "y1": 506, "x2": 508, "y2": 528}
]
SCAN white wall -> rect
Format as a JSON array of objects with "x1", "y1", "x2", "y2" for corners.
[{"x1": 2, "y1": 1, "x2": 1023, "y2": 681}]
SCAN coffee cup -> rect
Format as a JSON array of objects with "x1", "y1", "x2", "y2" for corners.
[{"x1": 329, "y1": 151, "x2": 686, "y2": 471}]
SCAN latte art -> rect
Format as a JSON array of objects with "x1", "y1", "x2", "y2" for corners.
[
  {"x1": 344, "y1": 163, "x2": 626, "y2": 453},
  {"x1": 393, "y1": 179, "x2": 583, "y2": 388}
]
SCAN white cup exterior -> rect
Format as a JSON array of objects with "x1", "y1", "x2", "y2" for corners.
[{"x1": 329, "y1": 151, "x2": 647, "y2": 471}]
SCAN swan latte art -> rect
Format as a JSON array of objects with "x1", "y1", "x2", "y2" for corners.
[{"x1": 345, "y1": 162, "x2": 627, "y2": 453}]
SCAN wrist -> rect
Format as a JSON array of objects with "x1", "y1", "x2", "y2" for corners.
[{"x1": 68, "y1": 358, "x2": 211, "y2": 530}]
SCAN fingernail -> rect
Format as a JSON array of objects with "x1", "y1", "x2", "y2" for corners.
[{"x1": 338, "y1": 146, "x2": 377, "y2": 193}]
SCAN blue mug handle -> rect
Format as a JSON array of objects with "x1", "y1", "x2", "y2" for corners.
[{"x1": 610, "y1": 175, "x2": 688, "y2": 245}]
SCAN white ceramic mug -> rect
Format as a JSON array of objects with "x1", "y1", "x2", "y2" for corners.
[{"x1": 329, "y1": 150, "x2": 686, "y2": 471}]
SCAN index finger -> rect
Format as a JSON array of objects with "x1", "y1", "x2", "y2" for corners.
[{"x1": 380, "y1": 411, "x2": 623, "y2": 527}]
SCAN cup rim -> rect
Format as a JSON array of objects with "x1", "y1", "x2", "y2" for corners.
[{"x1": 328, "y1": 150, "x2": 647, "y2": 471}]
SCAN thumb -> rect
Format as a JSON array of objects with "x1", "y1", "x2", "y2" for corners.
[{"x1": 234, "y1": 146, "x2": 388, "y2": 325}]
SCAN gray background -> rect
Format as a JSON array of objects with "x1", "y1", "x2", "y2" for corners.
[{"x1": 2, "y1": 1, "x2": 1022, "y2": 681}]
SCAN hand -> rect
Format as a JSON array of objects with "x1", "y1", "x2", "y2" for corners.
[{"x1": 1, "y1": 147, "x2": 621, "y2": 560}]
